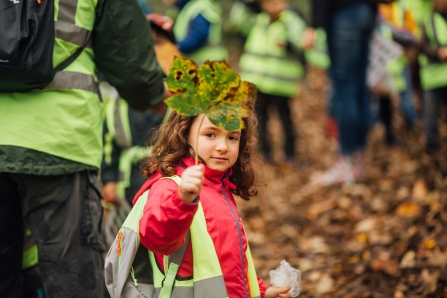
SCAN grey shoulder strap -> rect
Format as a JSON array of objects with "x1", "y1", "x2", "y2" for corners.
[{"x1": 169, "y1": 231, "x2": 191, "y2": 266}]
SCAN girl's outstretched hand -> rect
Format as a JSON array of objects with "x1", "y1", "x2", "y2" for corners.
[
  {"x1": 265, "y1": 286, "x2": 292, "y2": 298},
  {"x1": 179, "y1": 164, "x2": 205, "y2": 203}
]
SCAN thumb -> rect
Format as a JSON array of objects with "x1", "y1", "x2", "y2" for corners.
[{"x1": 274, "y1": 286, "x2": 291, "y2": 294}]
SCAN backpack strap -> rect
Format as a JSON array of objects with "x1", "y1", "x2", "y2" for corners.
[
  {"x1": 157, "y1": 175, "x2": 192, "y2": 298},
  {"x1": 53, "y1": 46, "x2": 85, "y2": 72},
  {"x1": 54, "y1": 31, "x2": 91, "y2": 72},
  {"x1": 169, "y1": 232, "x2": 190, "y2": 266},
  {"x1": 159, "y1": 232, "x2": 191, "y2": 298}
]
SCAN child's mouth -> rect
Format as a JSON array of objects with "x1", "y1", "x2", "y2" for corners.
[{"x1": 212, "y1": 157, "x2": 228, "y2": 161}]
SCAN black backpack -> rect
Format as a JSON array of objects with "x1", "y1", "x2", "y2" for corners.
[{"x1": 0, "y1": 0, "x2": 84, "y2": 92}]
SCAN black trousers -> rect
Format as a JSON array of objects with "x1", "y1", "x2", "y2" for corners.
[
  {"x1": 378, "y1": 95, "x2": 394, "y2": 142},
  {"x1": 256, "y1": 90, "x2": 296, "y2": 159},
  {"x1": 0, "y1": 170, "x2": 106, "y2": 298},
  {"x1": 423, "y1": 86, "x2": 447, "y2": 150}
]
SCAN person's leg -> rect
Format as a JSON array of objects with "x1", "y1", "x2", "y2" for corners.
[
  {"x1": 378, "y1": 95, "x2": 396, "y2": 145},
  {"x1": 325, "y1": 40, "x2": 339, "y2": 140},
  {"x1": 312, "y1": 3, "x2": 376, "y2": 185},
  {"x1": 13, "y1": 171, "x2": 106, "y2": 298},
  {"x1": 423, "y1": 88, "x2": 443, "y2": 152},
  {"x1": 329, "y1": 2, "x2": 376, "y2": 156},
  {"x1": 255, "y1": 91, "x2": 272, "y2": 159},
  {"x1": 399, "y1": 65, "x2": 418, "y2": 127},
  {"x1": 273, "y1": 95, "x2": 296, "y2": 159},
  {"x1": 370, "y1": 93, "x2": 381, "y2": 128},
  {"x1": 0, "y1": 173, "x2": 24, "y2": 298},
  {"x1": 355, "y1": 18, "x2": 375, "y2": 152},
  {"x1": 423, "y1": 89, "x2": 440, "y2": 151}
]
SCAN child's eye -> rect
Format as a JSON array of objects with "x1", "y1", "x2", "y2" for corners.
[
  {"x1": 205, "y1": 133, "x2": 216, "y2": 138},
  {"x1": 229, "y1": 136, "x2": 239, "y2": 141}
]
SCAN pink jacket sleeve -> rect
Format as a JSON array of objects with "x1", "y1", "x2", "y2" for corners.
[
  {"x1": 139, "y1": 179, "x2": 198, "y2": 255},
  {"x1": 258, "y1": 276, "x2": 269, "y2": 298}
]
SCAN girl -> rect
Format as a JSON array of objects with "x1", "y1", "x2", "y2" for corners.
[{"x1": 134, "y1": 111, "x2": 292, "y2": 298}]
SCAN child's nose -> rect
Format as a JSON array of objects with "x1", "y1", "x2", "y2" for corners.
[{"x1": 216, "y1": 138, "x2": 229, "y2": 152}]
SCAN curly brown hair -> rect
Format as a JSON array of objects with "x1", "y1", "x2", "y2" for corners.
[{"x1": 141, "y1": 111, "x2": 260, "y2": 200}]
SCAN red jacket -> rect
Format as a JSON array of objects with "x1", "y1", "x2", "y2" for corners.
[{"x1": 134, "y1": 157, "x2": 269, "y2": 298}]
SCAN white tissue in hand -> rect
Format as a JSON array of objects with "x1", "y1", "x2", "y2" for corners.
[{"x1": 269, "y1": 260, "x2": 301, "y2": 297}]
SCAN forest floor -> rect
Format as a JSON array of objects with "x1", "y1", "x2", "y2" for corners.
[{"x1": 240, "y1": 67, "x2": 447, "y2": 298}]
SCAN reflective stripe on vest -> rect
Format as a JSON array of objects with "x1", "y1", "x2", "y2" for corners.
[
  {"x1": 101, "y1": 82, "x2": 120, "y2": 164},
  {"x1": 46, "y1": 71, "x2": 98, "y2": 93},
  {"x1": 239, "y1": 11, "x2": 304, "y2": 97},
  {"x1": 105, "y1": 97, "x2": 133, "y2": 149},
  {"x1": 174, "y1": 0, "x2": 228, "y2": 65},
  {"x1": 113, "y1": 176, "x2": 261, "y2": 298},
  {"x1": 48, "y1": 0, "x2": 96, "y2": 92},
  {"x1": 419, "y1": 12, "x2": 447, "y2": 90}
]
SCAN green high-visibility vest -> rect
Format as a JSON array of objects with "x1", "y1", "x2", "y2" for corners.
[
  {"x1": 239, "y1": 11, "x2": 306, "y2": 97},
  {"x1": 105, "y1": 176, "x2": 261, "y2": 298},
  {"x1": 401, "y1": 0, "x2": 432, "y2": 24},
  {"x1": 419, "y1": 12, "x2": 447, "y2": 90},
  {"x1": 174, "y1": 0, "x2": 228, "y2": 66},
  {"x1": 0, "y1": 0, "x2": 101, "y2": 168}
]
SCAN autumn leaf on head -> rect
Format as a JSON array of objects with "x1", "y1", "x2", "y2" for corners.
[{"x1": 165, "y1": 57, "x2": 256, "y2": 131}]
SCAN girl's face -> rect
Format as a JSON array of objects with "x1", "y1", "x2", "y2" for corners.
[{"x1": 187, "y1": 114, "x2": 241, "y2": 172}]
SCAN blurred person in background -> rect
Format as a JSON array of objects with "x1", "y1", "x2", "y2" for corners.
[
  {"x1": 372, "y1": 0, "x2": 420, "y2": 145},
  {"x1": 380, "y1": 0, "x2": 420, "y2": 125},
  {"x1": 400, "y1": 0, "x2": 433, "y2": 105},
  {"x1": 166, "y1": 0, "x2": 228, "y2": 65},
  {"x1": 305, "y1": 0, "x2": 378, "y2": 185},
  {"x1": 101, "y1": 14, "x2": 180, "y2": 245},
  {"x1": 239, "y1": 0, "x2": 307, "y2": 166},
  {"x1": 228, "y1": 0, "x2": 262, "y2": 38},
  {"x1": 0, "y1": 0, "x2": 169, "y2": 296},
  {"x1": 418, "y1": 0, "x2": 447, "y2": 153}
]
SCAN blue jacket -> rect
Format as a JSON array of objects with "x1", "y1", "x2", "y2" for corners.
[{"x1": 175, "y1": 0, "x2": 211, "y2": 53}]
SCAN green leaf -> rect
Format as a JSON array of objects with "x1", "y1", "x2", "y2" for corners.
[{"x1": 165, "y1": 57, "x2": 256, "y2": 131}]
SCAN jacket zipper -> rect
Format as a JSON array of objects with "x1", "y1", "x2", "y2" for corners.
[{"x1": 221, "y1": 174, "x2": 249, "y2": 298}]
